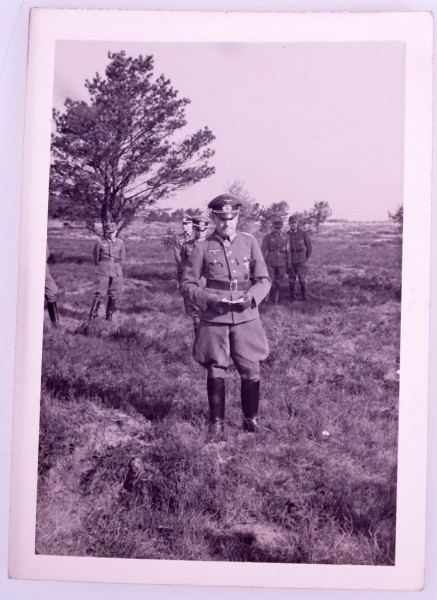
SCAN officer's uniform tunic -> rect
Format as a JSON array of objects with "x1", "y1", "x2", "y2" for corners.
[
  {"x1": 286, "y1": 229, "x2": 312, "y2": 284},
  {"x1": 181, "y1": 231, "x2": 271, "y2": 380},
  {"x1": 45, "y1": 245, "x2": 58, "y2": 303},
  {"x1": 174, "y1": 231, "x2": 195, "y2": 284},
  {"x1": 261, "y1": 231, "x2": 287, "y2": 291},
  {"x1": 179, "y1": 237, "x2": 203, "y2": 318},
  {"x1": 93, "y1": 237, "x2": 125, "y2": 298}
]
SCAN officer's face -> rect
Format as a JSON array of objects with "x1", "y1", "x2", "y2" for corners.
[
  {"x1": 106, "y1": 230, "x2": 117, "y2": 241},
  {"x1": 213, "y1": 213, "x2": 239, "y2": 238},
  {"x1": 195, "y1": 228, "x2": 208, "y2": 241},
  {"x1": 182, "y1": 221, "x2": 193, "y2": 234},
  {"x1": 289, "y1": 220, "x2": 298, "y2": 230}
]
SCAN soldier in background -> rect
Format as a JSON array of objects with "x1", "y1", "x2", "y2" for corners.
[
  {"x1": 45, "y1": 244, "x2": 60, "y2": 328},
  {"x1": 261, "y1": 219, "x2": 287, "y2": 305},
  {"x1": 174, "y1": 213, "x2": 195, "y2": 285},
  {"x1": 88, "y1": 222, "x2": 125, "y2": 321},
  {"x1": 286, "y1": 215, "x2": 312, "y2": 301},
  {"x1": 179, "y1": 215, "x2": 210, "y2": 333},
  {"x1": 181, "y1": 194, "x2": 271, "y2": 440}
]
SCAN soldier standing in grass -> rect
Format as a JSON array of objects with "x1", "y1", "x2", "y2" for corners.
[
  {"x1": 88, "y1": 222, "x2": 125, "y2": 321},
  {"x1": 174, "y1": 213, "x2": 195, "y2": 285},
  {"x1": 181, "y1": 194, "x2": 271, "y2": 439},
  {"x1": 45, "y1": 244, "x2": 60, "y2": 327},
  {"x1": 286, "y1": 215, "x2": 312, "y2": 301},
  {"x1": 261, "y1": 219, "x2": 288, "y2": 305},
  {"x1": 179, "y1": 215, "x2": 210, "y2": 334}
]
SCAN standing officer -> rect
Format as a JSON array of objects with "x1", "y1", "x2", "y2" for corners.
[
  {"x1": 174, "y1": 213, "x2": 195, "y2": 285},
  {"x1": 261, "y1": 219, "x2": 287, "y2": 304},
  {"x1": 286, "y1": 215, "x2": 312, "y2": 301},
  {"x1": 45, "y1": 244, "x2": 60, "y2": 327},
  {"x1": 179, "y1": 215, "x2": 210, "y2": 333},
  {"x1": 88, "y1": 222, "x2": 125, "y2": 321},
  {"x1": 180, "y1": 194, "x2": 271, "y2": 439}
]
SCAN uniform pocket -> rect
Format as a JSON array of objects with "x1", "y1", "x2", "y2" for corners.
[{"x1": 208, "y1": 261, "x2": 224, "y2": 276}]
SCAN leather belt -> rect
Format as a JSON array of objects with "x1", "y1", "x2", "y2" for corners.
[{"x1": 206, "y1": 279, "x2": 250, "y2": 292}]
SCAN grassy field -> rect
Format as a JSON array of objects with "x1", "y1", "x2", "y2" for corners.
[{"x1": 36, "y1": 219, "x2": 401, "y2": 564}]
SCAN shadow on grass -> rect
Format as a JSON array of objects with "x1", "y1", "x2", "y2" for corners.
[
  {"x1": 125, "y1": 263, "x2": 175, "y2": 282},
  {"x1": 205, "y1": 529, "x2": 303, "y2": 563},
  {"x1": 57, "y1": 307, "x2": 89, "y2": 321},
  {"x1": 48, "y1": 253, "x2": 89, "y2": 265},
  {"x1": 42, "y1": 374, "x2": 175, "y2": 421}
]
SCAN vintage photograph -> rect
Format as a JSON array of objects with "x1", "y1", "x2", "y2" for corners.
[
  {"x1": 38, "y1": 38, "x2": 404, "y2": 563},
  {"x1": 9, "y1": 9, "x2": 432, "y2": 590}
]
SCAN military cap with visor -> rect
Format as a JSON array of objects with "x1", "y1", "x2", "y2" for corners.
[
  {"x1": 182, "y1": 213, "x2": 193, "y2": 224},
  {"x1": 273, "y1": 219, "x2": 283, "y2": 227},
  {"x1": 208, "y1": 194, "x2": 242, "y2": 219},
  {"x1": 104, "y1": 222, "x2": 118, "y2": 233},
  {"x1": 192, "y1": 215, "x2": 211, "y2": 231}
]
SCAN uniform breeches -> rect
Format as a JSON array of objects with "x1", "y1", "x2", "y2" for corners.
[
  {"x1": 194, "y1": 319, "x2": 269, "y2": 380},
  {"x1": 45, "y1": 268, "x2": 58, "y2": 303},
  {"x1": 44, "y1": 284, "x2": 57, "y2": 303},
  {"x1": 267, "y1": 265, "x2": 286, "y2": 290},
  {"x1": 94, "y1": 274, "x2": 123, "y2": 298},
  {"x1": 288, "y1": 262, "x2": 308, "y2": 284}
]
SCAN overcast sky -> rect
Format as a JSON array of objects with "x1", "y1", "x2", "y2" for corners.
[{"x1": 53, "y1": 40, "x2": 405, "y2": 221}]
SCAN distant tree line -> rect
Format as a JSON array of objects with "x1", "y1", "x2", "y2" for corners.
[
  {"x1": 223, "y1": 182, "x2": 333, "y2": 233},
  {"x1": 143, "y1": 207, "x2": 203, "y2": 223},
  {"x1": 388, "y1": 204, "x2": 403, "y2": 228}
]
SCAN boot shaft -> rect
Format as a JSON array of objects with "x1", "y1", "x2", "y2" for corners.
[
  {"x1": 207, "y1": 378, "x2": 225, "y2": 439},
  {"x1": 47, "y1": 301, "x2": 60, "y2": 327},
  {"x1": 89, "y1": 298, "x2": 101, "y2": 319},
  {"x1": 241, "y1": 379, "x2": 260, "y2": 432},
  {"x1": 106, "y1": 297, "x2": 116, "y2": 320},
  {"x1": 207, "y1": 378, "x2": 225, "y2": 423}
]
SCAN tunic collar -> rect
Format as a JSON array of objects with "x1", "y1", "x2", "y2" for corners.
[{"x1": 214, "y1": 231, "x2": 237, "y2": 244}]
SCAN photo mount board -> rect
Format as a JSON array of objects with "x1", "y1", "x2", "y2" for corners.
[{"x1": 8, "y1": 8, "x2": 433, "y2": 590}]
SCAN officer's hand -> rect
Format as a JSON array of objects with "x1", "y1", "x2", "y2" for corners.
[
  {"x1": 207, "y1": 295, "x2": 227, "y2": 314},
  {"x1": 234, "y1": 293, "x2": 253, "y2": 312}
]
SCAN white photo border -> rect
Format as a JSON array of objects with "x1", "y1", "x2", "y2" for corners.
[{"x1": 8, "y1": 8, "x2": 433, "y2": 590}]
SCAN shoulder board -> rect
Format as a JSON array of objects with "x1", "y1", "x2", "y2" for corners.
[{"x1": 241, "y1": 232, "x2": 253, "y2": 237}]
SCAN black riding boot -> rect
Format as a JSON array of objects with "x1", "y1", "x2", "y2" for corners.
[
  {"x1": 89, "y1": 297, "x2": 101, "y2": 320},
  {"x1": 207, "y1": 378, "x2": 225, "y2": 440},
  {"x1": 106, "y1": 297, "x2": 116, "y2": 320},
  {"x1": 47, "y1": 301, "x2": 60, "y2": 328},
  {"x1": 289, "y1": 283, "x2": 296, "y2": 302},
  {"x1": 273, "y1": 288, "x2": 280, "y2": 305},
  {"x1": 241, "y1": 379, "x2": 260, "y2": 432},
  {"x1": 300, "y1": 282, "x2": 308, "y2": 301}
]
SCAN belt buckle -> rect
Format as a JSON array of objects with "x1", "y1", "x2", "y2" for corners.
[{"x1": 230, "y1": 280, "x2": 238, "y2": 292}]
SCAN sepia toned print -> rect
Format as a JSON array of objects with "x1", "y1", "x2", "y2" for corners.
[
  {"x1": 37, "y1": 39, "x2": 402, "y2": 565},
  {"x1": 9, "y1": 9, "x2": 432, "y2": 590}
]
